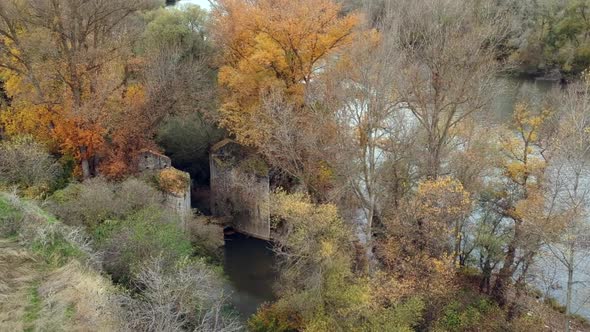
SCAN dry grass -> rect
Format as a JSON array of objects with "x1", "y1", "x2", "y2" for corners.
[
  {"x1": 0, "y1": 193, "x2": 126, "y2": 331},
  {"x1": 0, "y1": 239, "x2": 126, "y2": 332},
  {"x1": 35, "y1": 261, "x2": 125, "y2": 332},
  {"x1": 0, "y1": 239, "x2": 38, "y2": 331}
]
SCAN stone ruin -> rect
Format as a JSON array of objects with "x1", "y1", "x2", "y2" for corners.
[
  {"x1": 209, "y1": 139, "x2": 271, "y2": 240},
  {"x1": 137, "y1": 149, "x2": 171, "y2": 171},
  {"x1": 136, "y1": 149, "x2": 191, "y2": 227}
]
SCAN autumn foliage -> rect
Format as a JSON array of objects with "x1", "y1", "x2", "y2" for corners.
[
  {"x1": 0, "y1": 0, "x2": 167, "y2": 179},
  {"x1": 212, "y1": 0, "x2": 360, "y2": 146}
]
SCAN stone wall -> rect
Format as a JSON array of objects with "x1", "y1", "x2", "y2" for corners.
[
  {"x1": 137, "y1": 149, "x2": 171, "y2": 171},
  {"x1": 157, "y1": 168, "x2": 192, "y2": 229},
  {"x1": 135, "y1": 150, "x2": 191, "y2": 228},
  {"x1": 210, "y1": 139, "x2": 271, "y2": 240}
]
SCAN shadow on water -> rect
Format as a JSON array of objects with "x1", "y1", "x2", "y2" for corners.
[{"x1": 223, "y1": 232, "x2": 278, "y2": 319}]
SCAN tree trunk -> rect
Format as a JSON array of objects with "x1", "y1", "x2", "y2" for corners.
[
  {"x1": 80, "y1": 146, "x2": 91, "y2": 179},
  {"x1": 492, "y1": 242, "x2": 516, "y2": 306},
  {"x1": 565, "y1": 251, "x2": 574, "y2": 332},
  {"x1": 426, "y1": 135, "x2": 441, "y2": 178},
  {"x1": 480, "y1": 258, "x2": 492, "y2": 294},
  {"x1": 453, "y1": 219, "x2": 463, "y2": 265}
]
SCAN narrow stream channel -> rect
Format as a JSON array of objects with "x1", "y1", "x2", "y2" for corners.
[{"x1": 223, "y1": 232, "x2": 278, "y2": 319}]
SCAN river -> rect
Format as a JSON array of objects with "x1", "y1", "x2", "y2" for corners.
[
  {"x1": 492, "y1": 77, "x2": 590, "y2": 319},
  {"x1": 223, "y1": 232, "x2": 277, "y2": 319},
  {"x1": 490, "y1": 76, "x2": 557, "y2": 122}
]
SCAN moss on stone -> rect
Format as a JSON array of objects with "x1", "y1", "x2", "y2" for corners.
[
  {"x1": 157, "y1": 168, "x2": 190, "y2": 196},
  {"x1": 238, "y1": 156, "x2": 269, "y2": 177}
]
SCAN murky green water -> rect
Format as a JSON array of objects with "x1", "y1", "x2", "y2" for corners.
[
  {"x1": 223, "y1": 233, "x2": 277, "y2": 319},
  {"x1": 490, "y1": 76, "x2": 558, "y2": 121}
]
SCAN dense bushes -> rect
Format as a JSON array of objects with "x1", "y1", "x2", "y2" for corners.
[
  {"x1": 47, "y1": 177, "x2": 164, "y2": 228},
  {"x1": 0, "y1": 137, "x2": 63, "y2": 196},
  {"x1": 96, "y1": 207, "x2": 193, "y2": 284},
  {"x1": 123, "y1": 257, "x2": 240, "y2": 332}
]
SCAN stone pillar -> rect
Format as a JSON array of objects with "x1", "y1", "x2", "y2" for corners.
[
  {"x1": 210, "y1": 139, "x2": 271, "y2": 240},
  {"x1": 157, "y1": 168, "x2": 192, "y2": 229}
]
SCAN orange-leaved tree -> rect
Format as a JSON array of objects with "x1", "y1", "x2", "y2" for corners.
[
  {"x1": 211, "y1": 0, "x2": 360, "y2": 146},
  {"x1": 0, "y1": 0, "x2": 157, "y2": 179}
]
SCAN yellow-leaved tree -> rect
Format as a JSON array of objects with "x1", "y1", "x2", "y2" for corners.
[
  {"x1": 491, "y1": 102, "x2": 556, "y2": 306},
  {"x1": 211, "y1": 0, "x2": 360, "y2": 146}
]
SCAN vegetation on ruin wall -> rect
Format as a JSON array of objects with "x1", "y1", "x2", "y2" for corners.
[{"x1": 157, "y1": 168, "x2": 191, "y2": 196}]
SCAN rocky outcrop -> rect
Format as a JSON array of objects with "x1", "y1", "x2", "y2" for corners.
[{"x1": 210, "y1": 139, "x2": 270, "y2": 240}]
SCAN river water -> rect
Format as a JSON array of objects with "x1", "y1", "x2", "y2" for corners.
[
  {"x1": 223, "y1": 233, "x2": 277, "y2": 319},
  {"x1": 490, "y1": 76, "x2": 556, "y2": 122},
  {"x1": 492, "y1": 77, "x2": 590, "y2": 318}
]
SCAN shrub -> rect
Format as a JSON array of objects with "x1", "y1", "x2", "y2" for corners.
[
  {"x1": 432, "y1": 295, "x2": 505, "y2": 332},
  {"x1": 0, "y1": 137, "x2": 62, "y2": 196},
  {"x1": 49, "y1": 178, "x2": 115, "y2": 228},
  {"x1": 248, "y1": 303, "x2": 301, "y2": 332},
  {"x1": 544, "y1": 296, "x2": 566, "y2": 314},
  {"x1": 118, "y1": 177, "x2": 165, "y2": 211},
  {"x1": 98, "y1": 207, "x2": 192, "y2": 284},
  {"x1": 187, "y1": 215, "x2": 224, "y2": 261},
  {"x1": 123, "y1": 256, "x2": 242, "y2": 332},
  {"x1": 48, "y1": 177, "x2": 163, "y2": 228},
  {"x1": 0, "y1": 195, "x2": 23, "y2": 237},
  {"x1": 157, "y1": 168, "x2": 190, "y2": 196}
]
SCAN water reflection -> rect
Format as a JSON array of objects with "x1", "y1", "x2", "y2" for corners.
[
  {"x1": 491, "y1": 76, "x2": 557, "y2": 122},
  {"x1": 224, "y1": 232, "x2": 277, "y2": 319}
]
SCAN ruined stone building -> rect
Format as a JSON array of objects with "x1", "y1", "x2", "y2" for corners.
[
  {"x1": 136, "y1": 150, "x2": 191, "y2": 227},
  {"x1": 137, "y1": 149, "x2": 171, "y2": 171},
  {"x1": 210, "y1": 139, "x2": 271, "y2": 240}
]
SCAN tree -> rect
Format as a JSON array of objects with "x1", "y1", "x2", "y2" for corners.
[
  {"x1": 0, "y1": 0, "x2": 158, "y2": 178},
  {"x1": 254, "y1": 190, "x2": 371, "y2": 331},
  {"x1": 211, "y1": 0, "x2": 359, "y2": 146},
  {"x1": 321, "y1": 30, "x2": 413, "y2": 262},
  {"x1": 381, "y1": 0, "x2": 508, "y2": 177},
  {"x1": 490, "y1": 101, "x2": 556, "y2": 307},
  {"x1": 545, "y1": 75, "x2": 590, "y2": 332},
  {"x1": 378, "y1": 177, "x2": 470, "y2": 302},
  {"x1": 139, "y1": 5, "x2": 217, "y2": 119}
]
